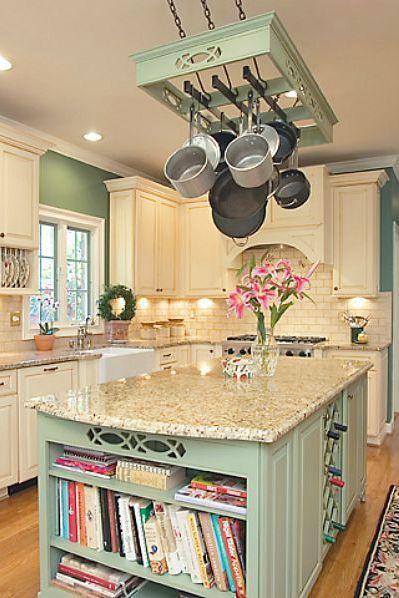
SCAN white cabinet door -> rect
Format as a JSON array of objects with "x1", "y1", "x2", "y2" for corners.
[
  {"x1": 0, "y1": 143, "x2": 39, "y2": 249},
  {"x1": 177, "y1": 345, "x2": 191, "y2": 367},
  {"x1": 192, "y1": 344, "x2": 222, "y2": 364},
  {"x1": 183, "y1": 203, "x2": 227, "y2": 297},
  {"x1": 0, "y1": 394, "x2": 18, "y2": 488},
  {"x1": 331, "y1": 173, "x2": 384, "y2": 297},
  {"x1": 135, "y1": 192, "x2": 158, "y2": 295},
  {"x1": 18, "y1": 362, "x2": 78, "y2": 483},
  {"x1": 157, "y1": 199, "x2": 177, "y2": 296}
]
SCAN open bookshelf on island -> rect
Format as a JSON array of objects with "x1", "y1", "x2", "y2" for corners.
[{"x1": 38, "y1": 417, "x2": 256, "y2": 597}]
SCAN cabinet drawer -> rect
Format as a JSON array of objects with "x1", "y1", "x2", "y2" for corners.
[
  {"x1": 159, "y1": 348, "x2": 178, "y2": 365},
  {"x1": 0, "y1": 370, "x2": 17, "y2": 396}
]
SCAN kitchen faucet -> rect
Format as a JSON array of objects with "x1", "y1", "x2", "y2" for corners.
[{"x1": 71, "y1": 316, "x2": 95, "y2": 350}]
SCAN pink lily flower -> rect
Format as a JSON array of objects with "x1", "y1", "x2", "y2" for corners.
[
  {"x1": 256, "y1": 287, "x2": 278, "y2": 311},
  {"x1": 227, "y1": 287, "x2": 249, "y2": 319},
  {"x1": 251, "y1": 263, "x2": 273, "y2": 278},
  {"x1": 293, "y1": 274, "x2": 311, "y2": 295},
  {"x1": 306, "y1": 260, "x2": 319, "y2": 279}
]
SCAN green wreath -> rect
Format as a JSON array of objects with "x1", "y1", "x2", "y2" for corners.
[{"x1": 97, "y1": 285, "x2": 136, "y2": 321}]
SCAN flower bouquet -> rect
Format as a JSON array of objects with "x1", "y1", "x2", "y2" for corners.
[{"x1": 227, "y1": 256, "x2": 318, "y2": 376}]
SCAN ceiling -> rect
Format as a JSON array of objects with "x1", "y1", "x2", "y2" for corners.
[{"x1": 0, "y1": 0, "x2": 398, "y2": 180}]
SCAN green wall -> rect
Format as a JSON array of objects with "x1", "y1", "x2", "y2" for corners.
[
  {"x1": 379, "y1": 168, "x2": 399, "y2": 421},
  {"x1": 39, "y1": 151, "x2": 120, "y2": 284}
]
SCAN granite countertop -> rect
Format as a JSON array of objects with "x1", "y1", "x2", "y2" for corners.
[
  {"x1": 318, "y1": 340, "x2": 391, "y2": 352},
  {"x1": 26, "y1": 357, "x2": 371, "y2": 444},
  {"x1": 126, "y1": 337, "x2": 223, "y2": 349},
  {"x1": 0, "y1": 348, "x2": 101, "y2": 371}
]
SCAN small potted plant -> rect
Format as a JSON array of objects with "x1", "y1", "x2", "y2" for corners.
[
  {"x1": 34, "y1": 297, "x2": 60, "y2": 351},
  {"x1": 97, "y1": 285, "x2": 136, "y2": 342}
]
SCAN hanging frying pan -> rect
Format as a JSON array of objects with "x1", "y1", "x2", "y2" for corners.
[
  {"x1": 274, "y1": 169, "x2": 311, "y2": 209},
  {"x1": 211, "y1": 202, "x2": 267, "y2": 239},
  {"x1": 268, "y1": 120, "x2": 298, "y2": 164},
  {"x1": 209, "y1": 167, "x2": 269, "y2": 219}
]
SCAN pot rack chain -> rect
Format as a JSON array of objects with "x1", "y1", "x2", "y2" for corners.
[{"x1": 234, "y1": 0, "x2": 247, "y2": 21}]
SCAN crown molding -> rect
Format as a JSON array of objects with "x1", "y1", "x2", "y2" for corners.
[
  {"x1": 328, "y1": 154, "x2": 399, "y2": 181},
  {"x1": 0, "y1": 113, "x2": 156, "y2": 179},
  {"x1": 329, "y1": 169, "x2": 389, "y2": 188},
  {"x1": 105, "y1": 175, "x2": 180, "y2": 201}
]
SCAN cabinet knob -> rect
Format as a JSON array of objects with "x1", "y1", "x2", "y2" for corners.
[
  {"x1": 222, "y1": 288, "x2": 226, "y2": 292},
  {"x1": 334, "y1": 286, "x2": 338, "y2": 291},
  {"x1": 0, "y1": 232, "x2": 5, "y2": 238},
  {"x1": 160, "y1": 288, "x2": 163, "y2": 292}
]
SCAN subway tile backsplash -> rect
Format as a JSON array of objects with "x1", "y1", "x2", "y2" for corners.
[{"x1": 0, "y1": 247, "x2": 392, "y2": 352}]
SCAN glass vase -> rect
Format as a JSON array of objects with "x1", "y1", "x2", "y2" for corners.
[{"x1": 252, "y1": 330, "x2": 279, "y2": 377}]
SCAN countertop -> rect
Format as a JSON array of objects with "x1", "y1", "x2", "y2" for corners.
[
  {"x1": 318, "y1": 340, "x2": 391, "y2": 352},
  {"x1": 0, "y1": 348, "x2": 101, "y2": 372},
  {"x1": 126, "y1": 337, "x2": 222, "y2": 349},
  {"x1": 26, "y1": 357, "x2": 371, "y2": 444}
]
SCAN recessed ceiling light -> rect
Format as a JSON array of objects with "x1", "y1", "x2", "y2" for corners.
[
  {"x1": 285, "y1": 90, "x2": 298, "y2": 99},
  {"x1": 0, "y1": 56, "x2": 12, "y2": 71},
  {"x1": 83, "y1": 131, "x2": 102, "y2": 142}
]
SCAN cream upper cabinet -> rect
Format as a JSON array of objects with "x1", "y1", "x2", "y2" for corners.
[
  {"x1": 106, "y1": 177, "x2": 179, "y2": 297},
  {"x1": 0, "y1": 143, "x2": 40, "y2": 249},
  {"x1": 331, "y1": 170, "x2": 388, "y2": 297},
  {"x1": 183, "y1": 202, "x2": 228, "y2": 297},
  {"x1": 18, "y1": 362, "x2": 78, "y2": 483}
]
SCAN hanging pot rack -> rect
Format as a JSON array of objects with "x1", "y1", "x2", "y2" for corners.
[{"x1": 131, "y1": 8, "x2": 337, "y2": 147}]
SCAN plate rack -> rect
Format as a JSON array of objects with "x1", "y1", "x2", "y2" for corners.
[
  {"x1": 322, "y1": 397, "x2": 347, "y2": 552},
  {"x1": 0, "y1": 247, "x2": 33, "y2": 292}
]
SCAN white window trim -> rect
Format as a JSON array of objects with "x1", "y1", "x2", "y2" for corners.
[{"x1": 23, "y1": 205, "x2": 105, "y2": 339}]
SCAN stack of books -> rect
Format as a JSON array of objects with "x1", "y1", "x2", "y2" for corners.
[
  {"x1": 56, "y1": 478, "x2": 246, "y2": 595},
  {"x1": 54, "y1": 446, "x2": 117, "y2": 478},
  {"x1": 175, "y1": 473, "x2": 247, "y2": 516},
  {"x1": 116, "y1": 458, "x2": 186, "y2": 490},
  {"x1": 52, "y1": 553, "x2": 146, "y2": 597}
]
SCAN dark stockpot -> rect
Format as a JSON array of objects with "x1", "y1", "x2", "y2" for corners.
[
  {"x1": 268, "y1": 120, "x2": 298, "y2": 164},
  {"x1": 274, "y1": 169, "x2": 311, "y2": 209},
  {"x1": 211, "y1": 202, "x2": 267, "y2": 239},
  {"x1": 209, "y1": 167, "x2": 269, "y2": 219},
  {"x1": 211, "y1": 130, "x2": 237, "y2": 172}
]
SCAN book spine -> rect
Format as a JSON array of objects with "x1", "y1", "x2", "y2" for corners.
[
  {"x1": 58, "y1": 564, "x2": 117, "y2": 591},
  {"x1": 61, "y1": 480, "x2": 70, "y2": 540},
  {"x1": 231, "y1": 519, "x2": 246, "y2": 576},
  {"x1": 99, "y1": 488, "x2": 112, "y2": 552},
  {"x1": 153, "y1": 502, "x2": 182, "y2": 575},
  {"x1": 187, "y1": 512, "x2": 214, "y2": 589},
  {"x1": 191, "y1": 480, "x2": 247, "y2": 499},
  {"x1": 107, "y1": 490, "x2": 118, "y2": 554},
  {"x1": 84, "y1": 486, "x2": 98, "y2": 550},
  {"x1": 114, "y1": 496, "x2": 125, "y2": 557},
  {"x1": 55, "y1": 457, "x2": 115, "y2": 474},
  {"x1": 175, "y1": 490, "x2": 246, "y2": 515},
  {"x1": 118, "y1": 497, "x2": 136, "y2": 560},
  {"x1": 56, "y1": 572, "x2": 114, "y2": 598},
  {"x1": 128, "y1": 502, "x2": 142, "y2": 564},
  {"x1": 144, "y1": 516, "x2": 168, "y2": 575},
  {"x1": 137, "y1": 502, "x2": 152, "y2": 568},
  {"x1": 76, "y1": 483, "x2": 87, "y2": 546},
  {"x1": 211, "y1": 514, "x2": 236, "y2": 593},
  {"x1": 198, "y1": 512, "x2": 228, "y2": 591},
  {"x1": 94, "y1": 488, "x2": 103, "y2": 551},
  {"x1": 58, "y1": 479, "x2": 62, "y2": 537},
  {"x1": 176, "y1": 510, "x2": 201, "y2": 584},
  {"x1": 181, "y1": 512, "x2": 202, "y2": 585},
  {"x1": 220, "y1": 517, "x2": 246, "y2": 598},
  {"x1": 167, "y1": 506, "x2": 188, "y2": 574}
]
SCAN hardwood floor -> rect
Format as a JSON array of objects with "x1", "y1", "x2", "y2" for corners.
[{"x1": 1, "y1": 419, "x2": 398, "y2": 597}]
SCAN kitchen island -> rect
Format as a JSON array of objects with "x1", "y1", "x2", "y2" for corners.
[{"x1": 27, "y1": 357, "x2": 370, "y2": 598}]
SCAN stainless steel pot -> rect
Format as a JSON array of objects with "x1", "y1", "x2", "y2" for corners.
[
  {"x1": 225, "y1": 95, "x2": 273, "y2": 188},
  {"x1": 164, "y1": 145, "x2": 216, "y2": 198},
  {"x1": 183, "y1": 133, "x2": 221, "y2": 170}
]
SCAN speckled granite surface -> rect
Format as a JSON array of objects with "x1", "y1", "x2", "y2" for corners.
[
  {"x1": 26, "y1": 357, "x2": 371, "y2": 443},
  {"x1": 127, "y1": 337, "x2": 222, "y2": 349},
  {"x1": 318, "y1": 340, "x2": 391, "y2": 352},
  {"x1": 0, "y1": 349, "x2": 101, "y2": 371}
]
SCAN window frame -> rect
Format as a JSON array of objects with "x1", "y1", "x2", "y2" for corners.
[{"x1": 23, "y1": 205, "x2": 105, "y2": 339}]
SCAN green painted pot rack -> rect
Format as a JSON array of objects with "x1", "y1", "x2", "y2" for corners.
[{"x1": 131, "y1": 12, "x2": 338, "y2": 147}]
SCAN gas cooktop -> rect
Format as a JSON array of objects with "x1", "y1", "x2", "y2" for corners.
[
  {"x1": 226, "y1": 335, "x2": 326, "y2": 344},
  {"x1": 223, "y1": 335, "x2": 327, "y2": 358}
]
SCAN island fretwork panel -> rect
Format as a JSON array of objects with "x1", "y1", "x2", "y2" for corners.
[{"x1": 36, "y1": 375, "x2": 366, "y2": 598}]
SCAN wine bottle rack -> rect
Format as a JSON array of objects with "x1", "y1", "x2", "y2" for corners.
[{"x1": 322, "y1": 397, "x2": 346, "y2": 551}]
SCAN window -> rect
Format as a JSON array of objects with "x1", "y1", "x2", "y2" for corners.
[{"x1": 24, "y1": 206, "x2": 105, "y2": 339}]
